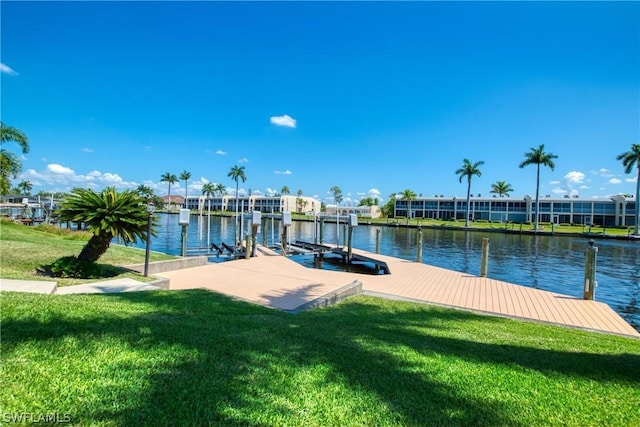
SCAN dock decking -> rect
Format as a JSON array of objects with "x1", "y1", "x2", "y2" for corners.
[{"x1": 156, "y1": 246, "x2": 639, "y2": 338}]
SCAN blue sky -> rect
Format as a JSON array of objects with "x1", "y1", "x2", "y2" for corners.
[{"x1": 2, "y1": 1, "x2": 638, "y2": 205}]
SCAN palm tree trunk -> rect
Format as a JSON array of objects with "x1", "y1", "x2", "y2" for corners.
[
  {"x1": 235, "y1": 182, "x2": 239, "y2": 245},
  {"x1": 534, "y1": 164, "x2": 540, "y2": 231},
  {"x1": 465, "y1": 181, "x2": 471, "y2": 228},
  {"x1": 634, "y1": 167, "x2": 640, "y2": 236},
  {"x1": 77, "y1": 233, "x2": 112, "y2": 263}
]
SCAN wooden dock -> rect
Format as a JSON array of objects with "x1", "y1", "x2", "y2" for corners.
[{"x1": 156, "y1": 246, "x2": 639, "y2": 338}]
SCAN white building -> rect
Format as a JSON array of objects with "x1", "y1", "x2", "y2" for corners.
[{"x1": 185, "y1": 194, "x2": 321, "y2": 215}]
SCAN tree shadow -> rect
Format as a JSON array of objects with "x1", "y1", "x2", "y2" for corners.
[{"x1": 2, "y1": 290, "x2": 638, "y2": 426}]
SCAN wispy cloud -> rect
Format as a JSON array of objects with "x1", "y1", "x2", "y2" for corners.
[
  {"x1": 274, "y1": 170, "x2": 292, "y2": 175},
  {"x1": 609, "y1": 178, "x2": 622, "y2": 184},
  {"x1": 82, "y1": 147, "x2": 94, "y2": 153},
  {"x1": 238, "y1": 157, "x2": 249, "y2": 163},
  {"x1": 626, "y1": 177, "x2": 638, "y2": 183},
  {"x1": 215, "y1": 149, "x2": 227, "y2": 155},
  {"x1": 0, "y1": 63, "x2": 18, "y2": 76},
  {"x1": 270, "y1": 114, "x2": 297, "y2": 128}
]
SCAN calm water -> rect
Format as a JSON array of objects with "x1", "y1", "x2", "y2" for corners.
[{"x1": 128, "y1": 213, "x2": 640, "y2": 330}]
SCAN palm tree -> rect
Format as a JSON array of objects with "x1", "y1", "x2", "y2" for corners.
[
  {"x1": 281, "y1": 186, "x2": 290, "y2": 195},
  {"x1": 227, "y1": 165, "x2": 247, "y2": 244},
  {"x1": 57, "y1": 187, "x2": 152, "y2": 263},
  {"x1": 382, "y1": 193, "x2": 397, "y2": 218},
  {"x1": 160, "y1": 172, "x2": 177, "y2": 211},
  {"x1": 519, "y1": 145, "x2": 558, "y2": 230},
  {"x1": 616, "y1": 144, "x2": 640, "y2": 236},
  {"x1": 296, "y1": 189, "x2": 304, "y2": 213},
  {"x1": 490, "y1": 181, "x2": 514, "y2": 198},
  {"x1": 0, "y1": 122, "x2": 30, "y2": 196},
  {"x1": 179, "y1": 170, "x2": 191, "y2": 207},
  {"x1": 17, "y1": 180, "x2": 32, "y2": 195},
  {"x1": 399, "y1": 189, "x2": 418, "y2": 225},
  {"x1": 456, "y1": 159, "x2": 484, "y2": 227},
  {"x1": 202, "y1": 182, "x2": 215, "y2": 213},
  {"x1": 135, "y1": 184, "x2": 154, "y2": 199},
  {"x1": 214, "y1": 183, "x2": 227, "y2": 197}
]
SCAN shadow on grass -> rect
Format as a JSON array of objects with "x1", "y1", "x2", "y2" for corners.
[{"x1": 2, "y1": 290, "x2": 639, "y2": 426}]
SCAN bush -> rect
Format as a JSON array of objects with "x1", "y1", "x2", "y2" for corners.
[{"x1": 44, "y1": 256, "x2": 102, "y2": 278}]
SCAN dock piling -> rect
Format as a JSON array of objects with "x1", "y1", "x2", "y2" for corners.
[
  {"x1": 583, "y1": 239, "x2": 598, "y2": 300},
  {"x1": 480, "y1": 237, "x2": 489, "y2": 277},
  {"x1": 416, "y1": 229, "x2": 423, "y2": 263}
]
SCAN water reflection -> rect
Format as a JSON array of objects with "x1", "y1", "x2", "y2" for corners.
[{"x1": 128, "y1": 213, "x2": 639, "y2": 330}]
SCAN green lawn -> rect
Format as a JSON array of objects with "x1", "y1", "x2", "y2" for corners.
[
  {"x1": 0, "y1": 219, "x2": 175, "y2": 286},
  {"x1": 2, "y1": 291, "x2": 639, "y2": 426}
]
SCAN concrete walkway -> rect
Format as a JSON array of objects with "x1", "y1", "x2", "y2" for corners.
[{"x1": 0, "y1": 277, "x2": 162, "y2": 295}]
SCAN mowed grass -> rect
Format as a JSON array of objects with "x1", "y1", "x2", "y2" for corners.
[
  {"x1": 0, "y1": 219, "x2": 175, "y2": 285},
  {"x1": 2, "y1": 290, "x2": 639, "y2": 426}
]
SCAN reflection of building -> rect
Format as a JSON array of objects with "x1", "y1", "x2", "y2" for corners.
[
  {"x1": 324, "y1": 204, "x2": 382, "y2": 219},
  {"x1": 185, "y1": 195, "x2": 321, "y2": 214},
  {"x1": 394, "y1": 195, "x2": 637, "y2": 227}
]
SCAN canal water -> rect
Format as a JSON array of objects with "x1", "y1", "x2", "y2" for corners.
[{"x1": 128, "y1": 213, "x2": 640, "y2": 331}]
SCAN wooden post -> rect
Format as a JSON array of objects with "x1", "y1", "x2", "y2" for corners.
[
  {"x1": 480, "y1": 237, "x2": 489, "y2": 277},
  {"x1": 281, "y1": 226, "x2": 288, "y2": 256},
  {"x1": 252, "y1": 225, "x2": 259, "y2": 257},
  {"x1": 583, "y1": 240, "x2": 598, "y2": 300},
  {"x1": 245, "y1": 233, "x2": 251, "y2": 260},
  {"x1": 262, "y1": 220, "x2": 267, "y2": 247},
  {"x1": 181, "y1": 224, "x2": 187, "y2": 257},
  {"x1": 416, "y1": 229, "x2": 423, "y2": 263},
  {"x1": 375, "y1": 228, "x2": 381, "y2": 254},
  {"x1": 319, "y1": 218, "x2": 324, "y2": 244},
  {"x1": 342, "y1": 224, "x2": 347, "y2": 247},
  {"x1": 347, "y1": 224, "x2": 354, "y2": 264}
]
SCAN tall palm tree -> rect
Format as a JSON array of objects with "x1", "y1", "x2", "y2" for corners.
[
  {"x1": 160, "y1": 172, "x2": 177, "y2": 210},
  {"x1": 17, "y1": 180, "x2": 32, "y2": 195},
  {"x1": 281, "y1": 186, "x2": 290, "y2": 195},
  {"x1": 57, "y1": 187, "x2": 153, "y2": 263},
  {"x1": 399, "y1": 189, "x2": 418, "y2": 225},
  {"x1": 228, "y1": 165, "x2": 247, "y2": 244},
  {"x1": 456, "y1": 159, "x2": 484, "y2": 227},
  {"x1": 519, "y1": 145, "x2": 558, "y2": 230},
  {"x1": 179, "y1": 170, "x2": 191, "y2": 207},
  {"x1": 202, "y1": 182, "x2": 215, "y2": 213},
  {"x1": 490, "y1": 181, "x2": 514, "y2": 198},
  {"x1": 0, "y1": 122, "x2": 30, "y2": 196},
  {"x1": 616, "y1": 143, "x2": 640, "y2": 236}
]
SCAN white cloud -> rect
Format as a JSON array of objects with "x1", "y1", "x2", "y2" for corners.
[
  {"x1": 552, "y1": 187, "x2": 567, "y2": 195},
  {"x1": 265, "y1": 187, "x2": 277, "y2": 196},
  {"x1": 609, "y1": 178, "x2": 622, "y2": 184},
  {"x1": 579, "y1": 185, "x2": 590, "y2": 189},
  {"x1": 368, "y1": 188, "x2": 381, "y2": 197},
  {"x1": 626, "y1": 177, "x2": 638, "y2": 183},
  {"x1": 549, "y1": 180, "x2": 561, "y2": 185},
  {"x1": 48, "y1": 164, "x2": 74, "y2": 175},
  {"x1": 215, "y1": 149, "x2": 227, "y2": 155},
  {"x1": 270, "y1": 114, "x2": 297, "y2": 128},
  {"x1": 82, "y1": 147, "x2": 94, "y2": 153},
  {"x1": 0, "y1": 63, "x2": 18, "y2": 76},
  {"x1": 238, "y1": 157, "x2": 249, "y2": 163},
  {"x1": 274, "y1": 170, "x2": 292, "y2": 175},
  {"x1": 564, "y1": 171, "x2": 585, "y2": 184}
]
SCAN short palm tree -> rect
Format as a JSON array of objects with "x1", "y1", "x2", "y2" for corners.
[
  {"x1": 456, "y1": 159, "x2": 484, "y2": 227},
  {"x1": 135, "y1": 184, "x2": 154, "y2": 199},
  {"x1": 0, "y1": 122, "x2": 30, "y2": 195},
  {"x1": 329, "y1": 186, "x2": 343, "y2": 246},
  {"x1": 519, "y1": 145, "x2": 558, "y2": 230},
  {"x1": 57, "y1": 187, "x2": 153, "y2": 263},
  {"x1": 160, "y1": 172, "x2": 177, "y2": 210},
  {"x1": 616, "y1": 144, "x2": 640, "y2": 236},
  {"x1": 214, "y1": 183, "x2": 226, "y2": 197},
  {"x1": 228, "y1": 165, "x2": 247, "y2": 244},
  {"x1": 17, "y1": 180, "x2": 32, "y2": 195},
  {"x1": 490, "y1": 181, "x2": 514, "y2": 198},
  {"x1": 202, "y1": 182, "x2": 215, "y2": 213},
  {"x1": 281, "y1": 186, "x2": 290, "y2": 195},
  {"x1": 179, "y1": 170, "x2": 191, "y2": 207}
]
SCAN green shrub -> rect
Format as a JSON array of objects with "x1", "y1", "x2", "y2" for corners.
[
  {"x1": 475, "y1": 219, "x2": 488, "y2": 223},
  {"x1": 44, "y1": 256, "x2": 102, "y2": 278}
]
